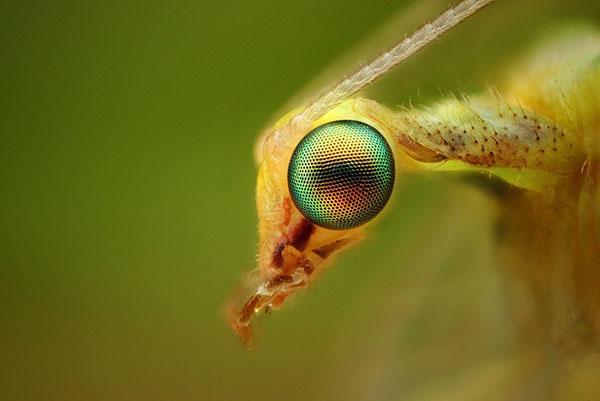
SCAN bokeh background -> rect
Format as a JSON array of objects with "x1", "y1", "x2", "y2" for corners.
[{"x1": 2, "y1": 1, "x2": 599, "y2": 400}]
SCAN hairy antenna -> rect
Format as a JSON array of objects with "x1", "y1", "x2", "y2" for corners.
[{"x1": 297, "y1": 0, "x2": 496, "y2": 124}]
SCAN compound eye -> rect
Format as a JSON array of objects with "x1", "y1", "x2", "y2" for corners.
[{"x1": 287, "y1": 120, "x2": 395, "y2": 230}]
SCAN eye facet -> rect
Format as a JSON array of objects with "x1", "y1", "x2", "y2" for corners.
[{"x1": 287, "y1": 120, "x2": 395, "y2": 230}]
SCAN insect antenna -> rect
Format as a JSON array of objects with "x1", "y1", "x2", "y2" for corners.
[{"x1": 297, "y1": 0, "x2": 496, "y2": 125}]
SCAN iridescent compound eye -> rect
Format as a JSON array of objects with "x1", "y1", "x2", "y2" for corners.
[{"x1": 287, "y1": 120, "x2": 395, "y2": 230}]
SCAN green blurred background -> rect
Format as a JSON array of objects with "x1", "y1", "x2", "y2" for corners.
[{"x1": 2, "y1": 1, "x2": 599, "y2": 400}]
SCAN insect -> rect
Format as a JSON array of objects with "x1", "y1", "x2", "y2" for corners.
[{"x1": 227, "y1": 0, "x2": 599, "y2": 376}]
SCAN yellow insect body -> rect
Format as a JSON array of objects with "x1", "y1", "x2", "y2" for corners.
[{"x1": 227, "y1": 1, "x2": 599, "y2": 373}]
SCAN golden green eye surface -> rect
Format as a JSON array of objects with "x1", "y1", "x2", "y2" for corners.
[{"x1": 288, "y1": 120, "x2": 395, "y2": 230}]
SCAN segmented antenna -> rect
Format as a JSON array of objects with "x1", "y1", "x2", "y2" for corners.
[{"x1": 297, "y1": 0, "x2": 496, "y2": 124}]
